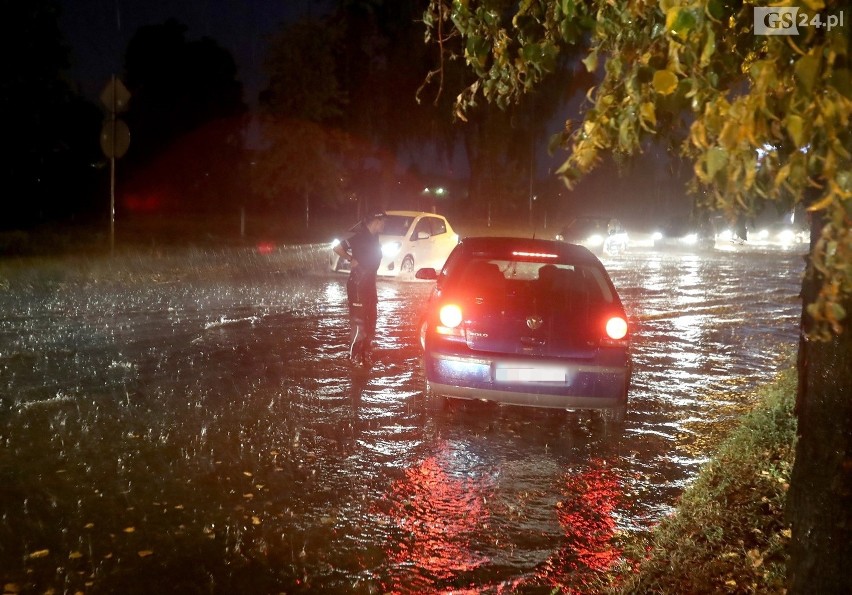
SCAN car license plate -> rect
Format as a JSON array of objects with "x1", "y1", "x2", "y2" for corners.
[{"x1": 495, "y1": 366, "x2": 566, "y2": 383}]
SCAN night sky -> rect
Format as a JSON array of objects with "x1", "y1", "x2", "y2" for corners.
[
  {"x1": 56, "y1": 0, "x2": 687, "y2": 223},
  {"x1": 60, "y1": 0, "x2": 332, "y2": 104}
]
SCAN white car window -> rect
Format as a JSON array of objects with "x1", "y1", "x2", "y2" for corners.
[
  {"x1": 412, "y1": 218, "x2": 431, "y2": 239},
  {"x1": 428, "y1": 217, "x2": 447, "y2": 236},
  {"x1": 383, "y1": 215, "x2": 414, "y2": 236}
]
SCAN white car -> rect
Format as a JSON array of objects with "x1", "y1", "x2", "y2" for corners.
[{"x1": 329, "y1": 210, "x2": 459, "y2": 278}]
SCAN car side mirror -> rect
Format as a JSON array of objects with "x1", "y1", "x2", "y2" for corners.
[
  {"x1": 417, "y1": 231, "x2": 431, "y2": 240},
  {"x1": 415, "y1": 268, "x2": 438, "y2": 280}
]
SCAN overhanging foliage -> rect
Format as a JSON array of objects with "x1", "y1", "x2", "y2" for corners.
[{"x1": 424, "y1": 0, "x2": 851, "y2": 340}]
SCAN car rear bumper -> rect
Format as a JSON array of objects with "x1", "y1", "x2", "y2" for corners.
[{"x1": 424, "y1": 351, "x2": 630, "y2": 410}]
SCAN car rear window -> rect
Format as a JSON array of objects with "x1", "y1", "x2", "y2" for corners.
[{"x1": 446, "y1": 256, "x2": 615, "y2": 304}]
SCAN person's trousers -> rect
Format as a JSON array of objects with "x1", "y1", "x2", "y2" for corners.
[{"x1": 347, "y1": 273, "x2": 377, "y2": 361}]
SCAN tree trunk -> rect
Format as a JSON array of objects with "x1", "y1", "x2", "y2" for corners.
[{"x1": 788, "y1": 220, "x2": 852, "y2": 594}]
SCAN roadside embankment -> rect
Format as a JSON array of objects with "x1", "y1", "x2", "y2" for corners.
[{"x1": 612, "y1": 368, "x2": 797, "y2": 594}]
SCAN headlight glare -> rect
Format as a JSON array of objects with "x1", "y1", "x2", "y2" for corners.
[{"x1": 382, "y1": 241, "x2": 401, "y2": 258}]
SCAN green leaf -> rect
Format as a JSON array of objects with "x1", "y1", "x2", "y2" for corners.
[
  {"x1": 706, "y1": 147, "x2": 728, "y2": 178},
  {"x1": 786, "y1": 115, "x2": 806, "y2": 148},
  {"x1": 465, "y1": 36, "x2": 490, "y2": 69},
  {"x1": 640, "y1": 102, "x2": 657, "y2": 128},
  {"x1": 619, "y1": 118, "x2": 634, "y2": 150},
  {"x1": 794, "y1": 54, "x2": 821, "y2": 94},
  {"x1": 666, "y1": 7, "x2": 699, "y2": 40},
  {"x1": 519, "y1": 41, "x2": 559, "y2": 74},
  {"x1": 582, "y1": 50, "x2": 598, "y2": 73},
  {"x1": 829, "y1": 67, "x2": 852, "y2": 99},
  {"x1": 700, "y1": 30, "x2": 716, "y2": 67},
  {"x1": 706, "y1": 0, "x2": 725, "y2": 21},
  {"x1": 653, "y1": 69, "x2": 678, "y2": 95},
  {"x1": 605, "y1": 56, "x2": 623, "y2": 78},
  {"x1": 830, "y1": 302, "x2": 847, "y2": 323}
]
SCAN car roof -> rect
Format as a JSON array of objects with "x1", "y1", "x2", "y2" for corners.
[
  {"x1": 385, "y1": 210, "x2": 444, "y2": 218},
  {"x1": 455, "y1": 236, "x2": 602, "y2": 265}
]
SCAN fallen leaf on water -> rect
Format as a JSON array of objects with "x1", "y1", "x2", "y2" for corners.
[
  {"x1": 725, "y1": 580, "x2": 737, "y2": 587},
  {"x1": 243, "y1": 493, "x2": 254, "y2": 499},
  {"x1": 123, "y1": 527, "x2": 136, "y2": 533},
  {"x1": 83, "y1": 523, "x2": 94, "y2": 529},
  {"x1": 27, "y1": 549, "x2": 49, "y2": 559},
  {"x1": 137, "y1": 550, "x2": 154, "y2": 558},
  {"x1": 781, "y1": 528, "x2": 792, "y2": 539},
  {"x1": 252, "y1": 516, "x2": 261, "y2": 525},
  {"x1": 4, "y1": 583, "x2": 21, "y2": 594},
  {"x1": 243, "y1": 471, "x2": 253, "y2": 477},
  {"x1": 68, "y1": 551, "x2": 83, "y2": 560}
]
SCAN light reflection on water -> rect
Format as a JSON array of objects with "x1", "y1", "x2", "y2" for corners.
[{"x1": 0, "y1": 246, "x2": 803, "y2": 592}]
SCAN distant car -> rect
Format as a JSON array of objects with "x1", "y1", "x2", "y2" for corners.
[
  {"x1": 652, "y1": 219, "x2": 715, "y2": 251},
  {"x1": 746, "y1": 221, "x2": 810, "y2": 249},
  {"x1": 329, "y1": 210, "x2": 459, "y2": 278},
  {"x1": 555, "y1": 216, "x2": 628, "y2": 256},
  {"x1": 714, "y1": 208, "x2": 811, "y2": 252},
  {"x1": 416, "y1": 237, "x2": 631, "y2": 420}
]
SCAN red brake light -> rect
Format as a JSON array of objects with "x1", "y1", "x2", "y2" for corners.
[
  {"x1": 439, "y1": 304, "x2": 463, "y2": 328},
  {"x1": 511, "y1": 251, "x2": 558, "y2": 259},
  {"x1": 605, "y1": 316, "x2": 628, "y2": 340}
]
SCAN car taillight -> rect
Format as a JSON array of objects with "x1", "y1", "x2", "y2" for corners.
[
  {"x1": 605, "y1": 316, "x2": 628, "y2": 341},
  {"x1": 439, "y1": 304, "x2": 463, "y2": 328},
  {"x1": 435, "y1": 304, "x2": 465, "y2": 340}
]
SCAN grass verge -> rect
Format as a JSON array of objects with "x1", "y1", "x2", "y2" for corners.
[{"x1": 611, "y1": 367, "x2": 797, "y2": 594}]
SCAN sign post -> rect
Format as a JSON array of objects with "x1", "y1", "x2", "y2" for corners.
[{"x1": 99, "y1": 76, "x2": 131, "y2": 253}]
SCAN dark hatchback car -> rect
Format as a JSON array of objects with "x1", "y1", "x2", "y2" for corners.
[{"x1": 416, "y1": 237, "x2": 631, "y2": 420}]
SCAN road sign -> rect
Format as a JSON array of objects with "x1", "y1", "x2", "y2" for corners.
[
  {"x1": 100, "y1": 119, "x2": 131, "y2": 159},
  {"x1": 100, "y1": 77, "x2": 131, "y2": 113}
]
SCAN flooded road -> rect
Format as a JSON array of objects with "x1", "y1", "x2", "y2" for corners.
[{"x1": 0, "y1": 245, "x2": 804, "y2": 593}]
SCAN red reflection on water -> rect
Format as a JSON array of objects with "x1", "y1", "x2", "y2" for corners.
[
  {"x1": 377, "y1": 455, "x2": 490, "y2": 592},
  {"x1": 531, "y1": 459, "x2": 628, "y2": 593}
]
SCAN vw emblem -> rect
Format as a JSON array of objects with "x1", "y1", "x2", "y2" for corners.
[{"x1": 526, "y1": 316, "x2": 543, "y2": 330}]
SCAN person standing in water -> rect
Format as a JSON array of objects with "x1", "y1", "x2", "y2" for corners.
[{"x1": 333, "y1": 211, "x2": 386, "y2": 367}]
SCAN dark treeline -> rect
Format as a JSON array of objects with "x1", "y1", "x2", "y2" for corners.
[{"x1": 1, "y1": 0, "x2": 586, "y2": 241}]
